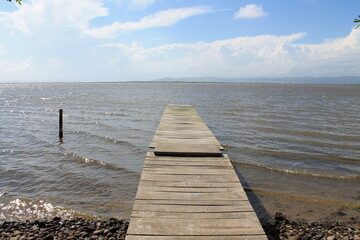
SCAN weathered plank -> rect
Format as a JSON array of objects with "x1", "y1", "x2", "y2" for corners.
[
  {"x1": 136, "y1": 186, "x2": 241, "y2": 193},
  {"x1": 126, "y1": 236, "x2": 268, "y2": 240},
  {"x1": 138, "y1": 181, "x2": 240, "y2": 188},
  {"x1": 131, "y1": 211, "x2": 259, "y2": 219},
  {"x1": 125, "y1": 105, "x2": 267, "y2": 240},
  {"x1": 145, "y1": 152, "x2": 229, "y2": 162},
  {"x1": 150, "y1": 105, "x2": 224, "y2": 150},
  {"x1": 134, "y1": 190, "x2": 248, "y2": 201},
  {"x1": 139, "y1": 172, "x2": 242, "y2": 182},
  {"x1": 132, "y1": 202, "x2": 255, "y2": 213},
  {"x1": 154, "y1": 143, "x2": 222, "y2": 157},
  {"x1": 141, "y1": 168, "x2": 236, "y2": 175},
  {"x1": 133, "y1": 199, "x2": 253, "y2": 206},
  {"x1": 127, "y1": 218, "x2": 264, "y2": 235}
]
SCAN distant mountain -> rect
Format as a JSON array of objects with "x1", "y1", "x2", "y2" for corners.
[{"x1": 150, "y1": 76, "x2": 360, "y2": 84}]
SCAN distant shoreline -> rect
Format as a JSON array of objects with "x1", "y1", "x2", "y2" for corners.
[
  {"x1": 2, "y1": 81, "x2": 360, "y2": 85},
  {"x1": 1, "y1": 76, "x2": 360, "y2": 84}
]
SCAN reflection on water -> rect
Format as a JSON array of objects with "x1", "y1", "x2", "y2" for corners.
[{"x1": 0, "y1": 82, "x2": 359, "y2": 223}]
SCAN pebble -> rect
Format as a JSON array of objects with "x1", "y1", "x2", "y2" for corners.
[
  {"x1": 262, "y1": 212, "x2": 359, "y2": 240},
  {"x1": 0, "y1": 217, "x2": 128, "y2": 240},
  {"x1": 93, "y1": 229, "x2": 103, "y2": 235}
]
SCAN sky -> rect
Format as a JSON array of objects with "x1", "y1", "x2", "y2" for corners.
[{"x1": 0, "y1": 0, "x2": 360, "y2": 82}]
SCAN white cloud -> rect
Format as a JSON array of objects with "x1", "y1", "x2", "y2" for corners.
[
  {"x1": 100, "y1": 29, "x2": 360, "y2": 78},
  {"x1": 129, "y1": 0, "x2": 156, "y2": 10},
  {"x1": 0, "y1": 0, "x2": 108, "y2": 34},
  {"x1": 84, "y1": 6, "x2": 212, "y2": 38},
  {"x1": 234, "y1": 4, "x2": 267, "y2": 19},
  {"x1": 0, "y1": 57, "x2": 33, "y2": 72}
]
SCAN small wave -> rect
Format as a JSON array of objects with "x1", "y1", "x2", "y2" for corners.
[
  {"x1": 2, "y1": 150, "x2": 14, "y2": 154},
  {"x1": 271, "y1": 137, "x2": 360, "y2": 151},
  {"x1": 93, "y1": 121, "x2": 119, "y2": 132},
  {"x1": 225, "y1": 145, "x2": 360, "y2": 163},
  {"x1": 79, "y1": 157, "x2": 127, "y2": 172},
  {"x1": 39, "y1": 97, "x2": 51, "y2": 100},
  {"x1": 105, "y1": 112, "x2": 128, "y2": 117},
  {"x1": 72, "y1": 131, "x2": 138, "y2": 149},
  {"x1": 0, "y1": 198, "x2": 95, "y2": 222},
  {"x1": 223, "y1": 112, "x2": 242, "y2": 116},
  {"x1": 133, "y1": 119, "x2": 152, "y2": 122},
  {"x1": 232, "y1": 161, "x2": 360, "y2": 181},
  {"x1": 243, "y1": 187, "x2": 360, "y2": 208},
  {"x1": 63, "y1": 152, "x2": 139, "y2": 175},
  {"x1": 261, "y1": 113, "x2": 295, "y2": 120},
  {"x1": 255, "y1": 126, "x2": 360, "y2": 142}
]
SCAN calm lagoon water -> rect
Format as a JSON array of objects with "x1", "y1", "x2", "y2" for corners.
[{"x1": 0, "y1": 82, "x2": 359, "y2": 224}]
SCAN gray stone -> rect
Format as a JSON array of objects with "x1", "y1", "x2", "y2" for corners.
[
  {"x1": 13, "y1": 230, "x2": 22, "y2": 236},
  {"x1": 32, "y1": 226, "x2": 39, "y2": 231},
  {"x1": 288, "y1": 235, "x2": 299, "y2": 240},
  {"x1": 93, "y1": 230, "x2": 103, "y2": 235}
]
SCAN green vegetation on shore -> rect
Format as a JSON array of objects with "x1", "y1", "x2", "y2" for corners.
[
  {"x1": 355, "y1": 15, "x2": 360, "y2": 28},
  {"x1": 6, "y1": 0, "x2": 21, "y2": 5}
]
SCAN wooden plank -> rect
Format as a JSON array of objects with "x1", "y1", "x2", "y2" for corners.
[
  {"x1": 135, "y1": 186, "x2": 245, "y2": 194},
  {"x1": 127, "y1": 218, "x2": 265, "y2": 235},
  {"x1": 140, "y1": 173, "x2": 241, "y2": 182},
  {"x1": 145, "y1": 154, "x2": 229, "y2": 162},
  {"x1": 132, "y1": 203, "x2": 255, "y2": 213},
  {"x1": 154, "y1": 143, "x2": 222, "y2": 157},
  {"x1": 144, "y1": 162, "x2": 233, "y2": 168},
  {"x1": 151, "y1": 139, "x2": 222, "y2": 149},
  {"x1": 150, "y1": 130, "x2": 223, "y2": 150},
  {"x1": 136, "y1": 184, "x2": 246, "y2": 193},
  {"x1": 143, "y1": 163, "x2": 233, "y2": 169},
  {"x1": 142, "y1": 168, "x2": 235, "y2": 175},
  {"x1": 135, "y1": 190, "x2": 248, "y2": 201},
  {"x1": 133, "y1": 199, "x2": 252, "y2": 206},
  {"x1": 126, "y1": 236, "x2": 268, "y2": 240},
  {"x1": 131, "y1": 211, "x2": 259, "y2": 219},
  {"x1": 153, "y1": 131, "x2": 217, "y2": 138},
  {"x1": 138, "y1": 181, "x2": 240, "y2": 188}
]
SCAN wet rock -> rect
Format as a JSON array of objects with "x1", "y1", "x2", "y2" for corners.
[
  {"x1": 263, "y1": 212, "x2": 359, "y2": 240},
  {"x1": 0, "y1": 217, "x2": 129, "y2": 240},
  {"x1": 43, "y1": 235, "x2": 54, "y2": 240},
  {"x1": 32, "y1": 225, "x2": 39, "y2": 231},
  {"x1": 12, "y1": 230, "x2": 22, "y2": 236},
  {"x1": 93, "y1": 229, "x2": 103, "y2": 235}
]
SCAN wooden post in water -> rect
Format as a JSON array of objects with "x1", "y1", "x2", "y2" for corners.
[{"x1": 59, "y1": 109, "x2": 63, "y2": 139}]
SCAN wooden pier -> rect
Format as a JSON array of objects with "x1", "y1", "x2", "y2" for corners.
[{"x1": 126, "y1": 105, "x2": 267, "y2": 240}]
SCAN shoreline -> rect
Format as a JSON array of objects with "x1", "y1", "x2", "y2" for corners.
[
  {"x1": 0, "y1": 217, "x2": 128, "y2": 240},
  {"x1": 0, "y1": 214, "x2": 358, "y2": 240}
]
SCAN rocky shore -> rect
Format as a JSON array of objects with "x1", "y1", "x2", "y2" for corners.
[
  {"x1": 0, "y1": 213, "x2": 359, "y2": 240},
  {"x1": 263, "y1": 213, "x2": 360, "y2": 240},
  {"x1": 0, "y1": 217, "x2": 128, "y2": 240}
]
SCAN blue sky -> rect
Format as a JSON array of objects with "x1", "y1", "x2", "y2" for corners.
[{"x1": 0, "y1": 0, "x2": 359, "y2": 82}]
